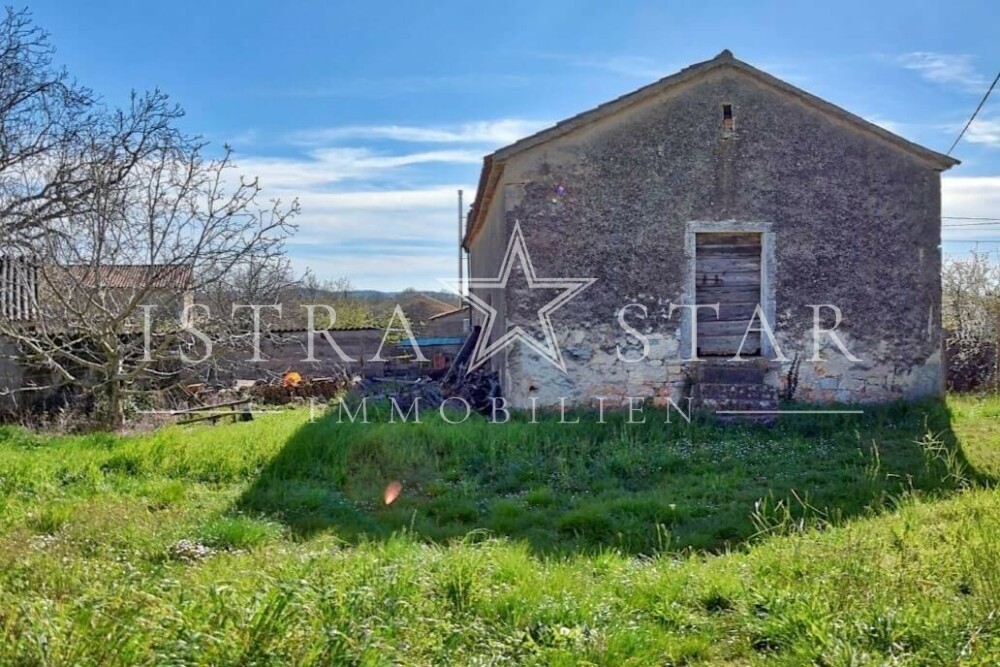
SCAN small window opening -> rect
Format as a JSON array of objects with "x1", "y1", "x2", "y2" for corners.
[{"x1": 722, "y1": 104, "x2": 735, "y2": 133}]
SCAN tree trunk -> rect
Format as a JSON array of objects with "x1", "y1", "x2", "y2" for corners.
[{"x1": 107, "y1": 378, "x2": 125, "y2": 431}]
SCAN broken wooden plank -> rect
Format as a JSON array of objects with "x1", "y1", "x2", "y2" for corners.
[{"x1": 171, "y1": 398, "x2": 250, "y2": 416}]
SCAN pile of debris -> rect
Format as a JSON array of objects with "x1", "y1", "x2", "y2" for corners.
[
  {"x1": 356, "y1": 376, "x2": 444, "y2": 411},
  {"x1": 176, "y1": 326, "x2": 501, "y2": 416},
  {"x1": 446, "y1": 367, "x2": 502, "y2": 414},
  {"x1": 354, "y1": 325, "x2": 501, "y2": 415},
  {"x1": 358, "y1": 367, "x2": 500, "y2": 415},
  {"x1": 249, "y1": 373, "x2": 355, "y2": 405}
]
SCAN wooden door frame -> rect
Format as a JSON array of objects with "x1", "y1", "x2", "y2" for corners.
[{"x1": 682, "y1": 220, "x2": 776, "y2": 360}]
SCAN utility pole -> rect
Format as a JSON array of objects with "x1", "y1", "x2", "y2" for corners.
[{"x1": 457, "y1": 189, "x2": 464, "y2": 300}]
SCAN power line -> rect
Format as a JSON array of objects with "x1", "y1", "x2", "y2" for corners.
[
  {"x1": 942, "y1": 217, "x2": 1000, "y2": 228},
  {"x1": 946, "y1": 68, "x2": 1000, "y2": 156}
]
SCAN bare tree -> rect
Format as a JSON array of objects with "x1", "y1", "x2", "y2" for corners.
[
  {"x1": 0, "y1": 9, "x2": 298, "y2": 427},
  {"x1": 331, "y1": 276, "x2": 354, "y2": 301},
  {"x1": 942, "y1": 249, "x2": 1000, "y2": 392},
  {"x1": 200, "y1": 248, "x2": 300, "y2": 328},
  {"x1": 0, "y1": 7, "x2": 138, "y2": 247}
]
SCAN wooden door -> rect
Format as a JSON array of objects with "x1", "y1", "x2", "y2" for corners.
[{"x1": 695, "y1": 232, "x2": 762, "y2": 356}]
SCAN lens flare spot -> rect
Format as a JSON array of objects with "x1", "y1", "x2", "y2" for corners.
[{"x1": 383, "y1": 481, "x2": 403, "y2": 506}]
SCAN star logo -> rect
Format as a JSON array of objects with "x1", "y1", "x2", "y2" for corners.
[{"x1": 441, "y1": 221, "x2": 595, "y2": 373}]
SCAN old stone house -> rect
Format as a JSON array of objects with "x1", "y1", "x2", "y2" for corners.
[{"x1": 463, "y1": 50, "x2": 958, "y2": 410}]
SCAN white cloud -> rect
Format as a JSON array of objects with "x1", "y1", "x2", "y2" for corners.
[
  {"x1": 292, "y1": 187, "x2": 472, "y2": 211},
  {"x1": 897, "y1": 52, "x2": 988, "y2": 92},
  {"x1": 285, "y1": 186, "x2": 473, "y2": 245},
  {"x1": 236, "y1": 147, "x2": 481, "y2": 189},
  {"x1": 943, "y1": 176, "x2": 1000, "y2": 217},
  {"x1": 289, "y1": 119, "x2": 551, "y2": 147},
  {"x1": 287, "y1": 252, "x2": 457, "y2": 291},
  {"x1": 226, "y1": 119, "x2": 556, "y2": 289},
  {"x1": 254, "y1": 179, "x2": 473, "y2": 288},
  {"x1": 224, "y1": 129, "x2": 258, "y2": 147},
  {"x1": 941, "y1": 176, "x2": 1000, "y2": 247},
  {"x1": 965, "y1": 117, "x2": 1000, "y2": 148}
]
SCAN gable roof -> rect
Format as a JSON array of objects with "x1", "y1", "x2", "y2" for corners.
[{"x1": 464, "y1": 49, "x2": 960, "y2": 249}]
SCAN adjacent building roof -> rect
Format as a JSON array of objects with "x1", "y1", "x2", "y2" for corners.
[
  {"x1": 464, "y1": 49, "x2": 960, "y2": 249},
  {"x1": 269, "y1": 324, "x2": 383, "y2": 334},
  {"x1": 398, "y1": 293, "x2": 461, "y2": 322},
  {"x1": 63, "y1": 264, "x2": 193, "y2": 290},
  {"x1": 401, "y1": 336, "x2": 466, "y2": 348},
  {"x1": 428, "y1": 305, "x2": 469, "y2": 321}
]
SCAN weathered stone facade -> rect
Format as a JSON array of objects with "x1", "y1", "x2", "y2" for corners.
[{"x1": 464, "y1": 51, "x2": 957, "y2": 408}]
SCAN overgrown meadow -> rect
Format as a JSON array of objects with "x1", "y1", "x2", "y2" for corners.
[{"x1": 0, "y1": 396, "x2": 997, "y2": 665}]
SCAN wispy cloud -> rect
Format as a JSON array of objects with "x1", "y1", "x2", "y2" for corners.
[
  {"x1": 290, "y1": 187, "x2": 473, "y2": 212},
  {"x1": 286, "y1": 187, "x2": 473, "y2": 245},
  {"x1": 228, "y1": 117, "x2": 555, "y2": 289},
  {"x1": 232, "y1": 152, "x2": 477, "y2": 289},
  {"x1": 217, "y1": 128, "x2": 258, "y2": 147},
  {"x1": 965, "y1": 117, "x2": 1000, "y2": 148},
  {"x1": 237, "y1": 148, "x2": 480, "y2": 189},
  {"x1": 289, "y1": 119, "x2": 551, "y2": 147},
  {"x1": 271, "y1": 184, "x2": 474, "y2": 289},
  {"x1": 897, "y1": 52, "x2": 989, "y2": 92}
]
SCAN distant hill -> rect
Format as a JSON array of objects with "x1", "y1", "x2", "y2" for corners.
[
  {"x1": 359, "y1": 290, "x2": 461, "y2": 308},
  {"x1": 292, "y1": 288, "x2": 461, "y2": 309}
]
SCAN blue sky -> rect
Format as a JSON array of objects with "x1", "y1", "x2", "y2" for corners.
[{"x1": 25, "y1": 0, "x2": 1000, "y2": 290}]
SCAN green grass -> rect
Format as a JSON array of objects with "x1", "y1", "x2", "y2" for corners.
[
  {"x1": 0, "y1": 396, "x2": 997, "y2": 664},
  {"x1": 234, "y1": 397, "x2": 992, "y2": 553}
]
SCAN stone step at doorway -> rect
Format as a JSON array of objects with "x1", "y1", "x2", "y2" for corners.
[{"x1": 691, "y1": 359, "x2": 779, "y2": 424}]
